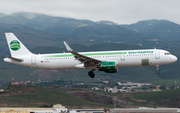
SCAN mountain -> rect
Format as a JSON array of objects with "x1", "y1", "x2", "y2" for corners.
[
  {"x1": 121, "y1": 19, "x2": 180, "y2": 40},
  {"x1": 96, "y1": 20, "x2": 117, "y2": 25},
  {"x1": 0, "y1": 12, "x2": 180, "y2": 83},
  {"x1": 1, "y1": 12, "x2": 180, "y2": 49},
  {"x1": 0, "y1": 12, "x2": 149, "y2": 51},
  {"x1": 71, "y1": 24, "x2": 146, "y2": 44},
  {"x1": 0, "y1": 13, "x2": 6, "y2": 17},
  {"x1": 0, "y1": 12, "x2": 94, "y2": 35}
]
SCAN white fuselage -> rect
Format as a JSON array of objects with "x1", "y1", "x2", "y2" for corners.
[{"x1": 3, "y1": 49, "x2": 177, "y2": 70}]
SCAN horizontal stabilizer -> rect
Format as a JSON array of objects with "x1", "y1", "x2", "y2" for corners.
[{"x1": 5, "y1": 56, "x2": 23, "y2": 62}]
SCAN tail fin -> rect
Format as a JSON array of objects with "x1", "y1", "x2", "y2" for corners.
[{"x1": 5, "y1": 33, "x2": 33, "y2": 57}]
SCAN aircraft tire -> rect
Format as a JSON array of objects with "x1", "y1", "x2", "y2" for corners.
[
  {"x1": 156, "y1": 70, "x2": 160, "y2": 74},
  {"x1": 88, "y1": 71, "x2": 95, "y2": 78}
]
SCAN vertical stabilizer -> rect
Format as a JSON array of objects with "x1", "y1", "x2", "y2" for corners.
[{"x1": 5, "y1": 33, "x2": 33, "y2": 57}]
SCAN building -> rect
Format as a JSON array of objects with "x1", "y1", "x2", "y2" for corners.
[
  {"x1": 117, "y1": 82, "x2": 152, "y2": 87},
  {"x1": 110, "y1": 108, "x2": 180, "y2": 113},
  {"x1": 0, "y1": 110, "x2": 29, "y2": 113},
  {"x1": 0, "y1": 104, "x2": 67, "y2": 113}
]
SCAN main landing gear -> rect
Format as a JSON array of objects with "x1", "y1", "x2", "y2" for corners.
[
  {"x1": 88, "y1": 70, "x2": 95, "y2": 78},
  {"x1": 156, "y1": 65, "x2": 160, "y2": 74}
]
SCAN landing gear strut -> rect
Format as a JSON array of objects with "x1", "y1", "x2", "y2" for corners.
[
  {"x1": 156, "y1": 65, "x2": 160, "y2": 74},
  {"x1": 88, "y1": 70, "x2": 95, "y2": 78}
]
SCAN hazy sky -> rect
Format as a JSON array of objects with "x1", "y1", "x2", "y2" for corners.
[{"x1": 1, "y1": 0, "x2": 180, "y2": 24}]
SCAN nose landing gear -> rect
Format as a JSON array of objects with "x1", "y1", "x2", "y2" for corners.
[
  {"x1": 156, "y1": 65, "x2": 160, "y2": 74},
  {"x1": 88, "y1": 70, "x2": 95, "y2": 78}
]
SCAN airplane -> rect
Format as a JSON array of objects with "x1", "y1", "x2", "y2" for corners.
[{"x1": 3, "y1": 33, "x2": 177, "y2": 78}]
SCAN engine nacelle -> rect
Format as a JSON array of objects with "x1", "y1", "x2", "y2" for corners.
[{"x1": 98, "y1": 61, "x2": 118, "y2": 73}]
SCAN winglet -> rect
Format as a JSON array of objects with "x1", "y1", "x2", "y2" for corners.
[{"x1": 63, "y1": 41, "x2": 73, "y2": 52}]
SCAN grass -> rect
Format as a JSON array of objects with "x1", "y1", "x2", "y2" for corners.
[
  {"x1": 151, "y1": 79, "x2": 180, "y2": 85},
  {"x1": 0, "y1": 85, "x2": 111, "y2": 108},
  {"x1": 132, "y1": 88, "x2": 180, "y2": 107}
]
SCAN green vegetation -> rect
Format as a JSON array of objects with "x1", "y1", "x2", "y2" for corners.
[
  {"x1": 151, "y1": 79, "x2": 180, "y2": 85},
  {"x1": 0, "y1": 85, "x2": 111, "y2": 108},
  {"x1": 1, "y1": 85, "x2": 180, "y2": 108},
  {"x1": 132, "y1": 88, "x2": 180, "y2": 107}
]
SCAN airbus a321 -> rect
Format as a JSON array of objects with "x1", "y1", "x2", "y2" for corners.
[{"x1": 3, "y1": 33, "x2": 177, "y2": 78}]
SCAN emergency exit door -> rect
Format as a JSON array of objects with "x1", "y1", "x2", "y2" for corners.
[
  {"x1": 121, "y1": 54, "x2": 125, "y2": 61},
  {"x1": 155, "y1": 50, "x2": 160, "y2": 59},
  {"x1": 31, "y1": 56, "x2": 36, "y2": 65}
]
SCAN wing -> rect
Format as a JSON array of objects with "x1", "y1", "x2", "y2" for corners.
[{"x1": 63, "y1": 41, "x2": 102, "y2": 67}]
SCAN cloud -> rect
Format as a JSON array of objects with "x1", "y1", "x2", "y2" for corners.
[{"x1": 1, "y1": 0, "x2": 180, "y2": 24}]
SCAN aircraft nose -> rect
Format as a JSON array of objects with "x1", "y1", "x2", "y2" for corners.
[{"x1": 172, "y1": 55, "x2": 178, "y2": 62}]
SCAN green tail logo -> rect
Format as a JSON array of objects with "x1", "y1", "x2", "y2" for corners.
[{"x1": 10, "y1": 40, "x2": 21, "y2": 51}]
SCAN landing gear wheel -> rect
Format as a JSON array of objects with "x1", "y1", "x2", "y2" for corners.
[
  {"x1": 155, "y1": 65, "x2": 160, "y2": 74},
  {"x1": 156, "y1": 70, "x2": 160, "y2": 74},
  {"x1": 88, "y1": 71, "x2": 95, "y2": 78}
]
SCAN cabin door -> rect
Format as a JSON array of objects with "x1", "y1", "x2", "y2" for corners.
[
  {"x1": 31, "y1": 56, "x2": 36, "y2": 65},
  {"x1": 155, "y1": 50, "x2": 160, "y2": 59},
  {"x1": 121, "y1": 54, "x2": 125, "y2": 61}
]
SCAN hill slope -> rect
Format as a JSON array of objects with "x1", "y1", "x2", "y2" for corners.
[
  {"x1": 0, "y1": 85, "x2": 110, "y2": 108},
  {"x1": 0, "y1": 12, "x2": 171, "y2": 48},
  {"x1": 133, "y1": 88, "x2": 180, "y2": 107},
  {"x1": 122, "y1": 19, "x2": 180, "y2": 40}
]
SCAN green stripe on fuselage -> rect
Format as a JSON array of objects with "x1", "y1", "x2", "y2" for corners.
[{"x1": 43, "y1": 52, "x2": 127, "y2": 58}]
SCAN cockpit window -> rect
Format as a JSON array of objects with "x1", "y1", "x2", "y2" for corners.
[{"x1": 165, "y1": 53, "x2": 170, "y2": 55}]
